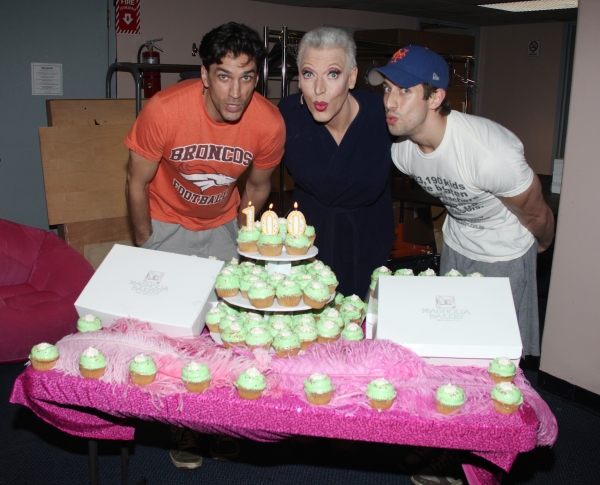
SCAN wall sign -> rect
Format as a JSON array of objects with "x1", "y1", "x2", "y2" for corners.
[
  {"x1": 31, "y1": 63, "x2": 63, "y2": 96},
  {"x1": 116, "y1": 0, "x2": 140, "y2": 35},
  {"x1": 528, "y1": 40, "x2": 540, "y2": 57}
]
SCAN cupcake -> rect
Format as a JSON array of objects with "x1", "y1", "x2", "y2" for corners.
[
  {"x1": 444, "y1": 268, "x2": 463, "y2": 277},
  {"x1": 276, "y1": 279, "x2": 303, "y2": 307},
  {"x1": 340, "y1": 303, "x2": 363, "y2": 325},
  {"x1": 248, "y1": 281, "x2": 275, "y2": 309},
  {"x1": 488, "y1": 357, "x2": 517, "y2": 383},
  {"x1": 304, "y1": 225, "x2": 316, "y2": 246},
  {"x1": 370, "y1": 266, "x2": 392, "y2": 296},
  {"x1": 316, "y1": 269, "x2": 338, "y2": 295},
  {"x1": 366, "y1": 378, "x2": 397, "y2": 410},
  {"x1": 221, "y1": 322, "x2": 247, "y2": 349},
  {"x1": 284, "y1": 233, "x2": 311, "y2": 255},
  {"x1": 182, "y1": 362, "x2": 211, "y2": 393},
  {"x1": 435, "y1": 384, "x2": 465, "y2": 414},
  {"x1": 246, "y1": 326, "x2": 273, "y2": 352},
  {"x1": 342, "y1": 295, "x2": 366, "y2": 313},
  {"x1": 268, "y1": 272, "x2": 288, "y2": 288},
  {"x1": 394, "y1": 268, "x2": 414, "y2": 276},
  {"x1": 79, "y1": 347, "x2": 107, "y2": 379},
  {"x1": 248, "y1": 266, "x2": 268, "y2": 280},
  {"x1": 77, "y1": 314, "x2": 102, "y2": 333},
  {"x1": 304, "y1": 373, "x2": 335, "y2": 405},
  {"x1": 237, "y1": 226, "x2": 261, "y2": 253},
  {"x1": 319, "y1": 308, "x2": 344, "y2": 329},
  {"x1": 292, "y1": 313, "x2": 316, "y2": 329},
  {"x1": 217, "y1": 301, "x2": 239, "y2": 315},
  {"x1": 205, "y1": 306, "x2": 226, "y2": 333},
  {"x1": 218, "y1": 314, "x2": 242, "y2": 333},
  {"x1": 491, "y1": 382, "x2": 523, "y2": 414},
  {"x1": 294, "y1": 273, "x2": 315, "y2": 290},
  {"x1": 257, "y1": 233, "x2": 283, "y2": 256},
  {"x1": 242, "y1": 312, "x2": 269, "y2": 331},
  {"x1": 272, "y1": 328, "x2": 302, "y2": 357},
  {"x1": 317, "y1": 319, "x2": 341, "y2": 344},
  {"x1": 334, "y1": 292, "x2": 345, "y2": 310},
  {"x1": 268, "y1": 318, "x2": 292, "y2": 338},
  {"x1": 240, "y1": 274, "x2": 262, "y2": 299},
  {"x1": 234, "y1": 367, "x2": 266, "y2": 400},
  {"x1": 418, "y1": 268, "x2": 437, "y2": 276},
  {"x1": 290, "y1": 265, "x2": 307, "y2": 278},
  {"x1": 307, "y1": 261, "x2": 329, "y2": 276},
  {"x1": 224, "y1": 260, "x2": 244, "y2": 278},
  {"x1": 295, "y1": 323, "x2": 318, "y2": 350},
  {"x1": 341, "y1": 322, "x2": 364, "y2": 341},
  {"x1": 129, "y1": 354, "x2": 158, "y2": 386},
  {"x1": 239, "y1": 261, "x2": 256, "y2": 274},
  {"x1": 303, "y1": 281, "x2": 330, "y2": 310},
  {"x1": 467, "y1": 272, "x2": 484, "y2": 277},
  {"x1": 29, "y1": 343, "x2": 59, "y2": 371},
  {"x1": 214, "y1": 271, "x2": 240, "y2": 298}
]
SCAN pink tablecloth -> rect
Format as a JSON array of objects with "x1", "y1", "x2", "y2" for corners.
[{"x1": 10, "y1": 322, "x2": 557, "y2": 485}]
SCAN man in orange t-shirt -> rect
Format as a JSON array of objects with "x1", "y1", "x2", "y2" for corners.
[{"x1": 125, "y1": 22, "x2": 285, "y2": 260}]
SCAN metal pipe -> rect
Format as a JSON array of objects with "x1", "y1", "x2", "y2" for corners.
[{"x1": 88, "y1": 440, "x2": 99, "y2": 485}]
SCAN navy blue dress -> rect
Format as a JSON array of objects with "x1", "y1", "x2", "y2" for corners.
[{"x1": 278, "y1": 90, "x2": 395, "y2": 297}]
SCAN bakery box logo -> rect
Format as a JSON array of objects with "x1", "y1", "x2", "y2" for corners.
[
  {"x1": 422, "y1": 295, "x2": 470, "y2": 321},
  {"x1": 129, "y1": 270, "x2": 169, "y2": 296}
]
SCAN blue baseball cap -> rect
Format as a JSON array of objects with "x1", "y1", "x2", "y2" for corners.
[{"x1": 368, "y1": 45, "x2": 449, "y2": 90}]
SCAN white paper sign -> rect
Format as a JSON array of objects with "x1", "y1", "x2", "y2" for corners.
[{"x1": 31, "y1": 63, "x2": 63, "y2": 95}]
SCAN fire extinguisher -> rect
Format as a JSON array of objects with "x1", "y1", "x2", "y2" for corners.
[{"x1": 138, "y1": 38, "x2": 163, "y2": 98}]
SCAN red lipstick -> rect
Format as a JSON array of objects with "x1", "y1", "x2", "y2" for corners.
[{"x1": 314, "y1": 101, "x2": 328, "y2": 112}]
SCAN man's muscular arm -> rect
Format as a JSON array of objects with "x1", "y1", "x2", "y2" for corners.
[
  {"x1": 498, "y1": 175, "x2": 555, "y2": 253},
  {"x1": 126, "y1": 150, "x2": 159, "y2": 246},
  {"x1": 238, "y1": 165, "x2": 277, "y2": 226}
]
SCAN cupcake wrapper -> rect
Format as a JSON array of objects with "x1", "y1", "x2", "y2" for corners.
[
  {"x1": 184, "y1": 379, "x2": 211, "y2": 393},
  {"x1": 306, "y1": 390, "x2": 333, "y2": 405},
  {"x1": 237, "y1": 387, "x2": 263, "y2": 400},
  {"x1": 303, "y1": 294, "x2": 328, "y2": 310},
  {"x1": 130, "y1": 371, "x2": 156, "y2": 386},
  {"x1": 79, "y1": 365, "x2": 106, "y2": 379},
  {"x1": 275, "y1": 347, "x2": 301, "y2": 358},
  {"x1": 317, "y1": 335, "x2": 340, "y2": 344},
  {"x1": 257, "y1": 244, "x2": 283, "y2": 256},
  {"x1": 216, "y1": 288, "x2": 239, "y2": 298},
  {"x1": 369, "y1": 398, "x2": 395, "y2": 410},
  {"x1": 300, "y1": 339, "x2": 317, "y2": 351},
  {"x1": 488, "y1": 372, "x2": 515, "y2": 384},
  {"x1": 285, "y1": 245, "x2": 309, "y2": 255},
  {"x1": 492, "y1": 399, "x2": 520, "y2": 414},
  {"x1": 249, "y1": 296, "x2": 275, "y2": 309},
  {"x1": 238, "y1": 241, "x2": 259, "y2": 253},
  {"x1": 277, "y1": 295, "x2": 302, "y2": 307},
  {"x1": 206, "y1": 322, "x2": 220, "y2": 333},
  {"x1": 30, "y1": 357, "x2": 59, "y2": 371},
  {"x1": 435, "y1": 401, "x2": 463, "y2": 415},
  {"x1": 222, "y1": 340, "x2": 246, "y2": 349}
]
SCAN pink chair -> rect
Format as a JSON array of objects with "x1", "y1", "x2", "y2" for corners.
[{"x1": 0, "y1": 218, "x2": 94, "y2": 363}]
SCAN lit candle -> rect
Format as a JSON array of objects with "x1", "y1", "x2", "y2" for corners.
[
  {"x1": 241, "y1": 202, "x2": 255, "y2": 231},
  {"x1": 260, "y1": 204, "x2": 279, "y2": 235},
  {"x1": 286, "y1": 202, "x2": 306, "y2": 236}
]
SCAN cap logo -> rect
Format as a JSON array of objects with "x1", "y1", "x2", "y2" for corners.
[
  {"x1": 391, "y1": 48, "x2": 409, "y2": 63},
  {"x1": 433, "y1": 73, "x2": 440, "y2": 81}
]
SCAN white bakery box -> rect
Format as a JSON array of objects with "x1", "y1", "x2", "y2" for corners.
[
  {"x1": 366, "y1": 276, "x2": 522, "y2": 367},
  {"x1": 75, "y1": 244, "x2": 224, "y2": 337}
]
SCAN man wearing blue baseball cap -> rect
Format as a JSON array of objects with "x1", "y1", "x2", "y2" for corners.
[{"x1": 370, "y1": 46, "x2": 554, "y2": 485}]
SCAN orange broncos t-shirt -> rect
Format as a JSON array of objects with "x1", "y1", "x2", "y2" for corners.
[{"x1": 125, "y1": 79, "x2": 285, "y2": 231}]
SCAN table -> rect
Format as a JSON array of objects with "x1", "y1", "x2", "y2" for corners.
[{"x1": 10, "y1": 320, "x2": 557, "y2": 485}]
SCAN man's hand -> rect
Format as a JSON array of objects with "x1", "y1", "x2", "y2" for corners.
[
  {"x1": 238, "y1": 165, "x2": 277, "y2": 227},
  {"x1": 126, "y1": 151, "x2": 159, "y2": 246},
  {"x1": 498, "y1": 175, "x2": 555, "y2": 253}
]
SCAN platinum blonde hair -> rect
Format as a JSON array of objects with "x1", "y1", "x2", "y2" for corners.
[{"x1": 297, "y1": 26, "x2": 357, "y2": 71}]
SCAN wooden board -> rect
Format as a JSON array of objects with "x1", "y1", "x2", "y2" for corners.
[
  {"x1": 46, "y1": 99, "x2": 147, "y2": 127},
  {"x1": 39, "y1": 124, "x2": 131, "y2": 225}
]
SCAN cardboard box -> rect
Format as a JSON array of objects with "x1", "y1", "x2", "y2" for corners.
[
  {"x1": 370, "y1": 276, "x2": 522, "y2": 367},
  {"x1": 75, "y1": 244, "x2": 224, "y2": 337}
]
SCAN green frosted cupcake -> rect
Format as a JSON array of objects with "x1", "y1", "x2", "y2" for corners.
[
  {"x1": 303, "y1": 281, "x2": 330, "y2": 310},
  {"x1": 245, "y1": 326, "x2": 273, "y2": 351},
  {"x1": 129, "y1": 354, "x2": 158, "y2": 385},
  {"x1": 436, "y1": 384, "x2": 466, "y2": 414},
  {"x1": 284, "y1": 233, "x2": 311, "y2": 255},
  {"x1": 491, "y1": 382, "x2": 523, "y2": 414},
  {"x1": 241, "y1": 312, "x2": 268, "y2": 331},
  {"x1": 221, "y1": 322, "x2": 247, "y2": 349},
  {"x1": 366, "y1": 378, "x2": 397, "y2": 409},
  {"x1": 334, "y1": 292, "x2": 345, "y2": 309},
  {"x1": 276, "y1": 279, "x2": 303, "y2": 307},
  {"x1": 319, "y1": 308, "x2": 344, "y2": 328},
  {"x1": 317, "y1": 319, "x2": 341, "y2": 344},
  {"x1": 307, "y1": 261, "x2": 330, "y2": 276},
  {"x1": 29, "y1": 343, "x2": 59, "y2": 371},
  {"x1": 268, "y1": 317, "x2": 293, "y2": 338},
  {"x1": 444, "y1": 269, "x2": 463, "y2": 277},
  {"x1": 340, "y1": 303, "x2": 363, "y2": 324},
  {"x1": 237, "y1": 226, "x2": 261, "y2": 253},
  {"x1": 239, "y1": 261, "x2": 257, "y2": 274},
  {"x1": 77, "y1": 314, "x2": 103, "y2": 333},
  {"x1": 248, "y1": 281, "x2": 275, "y2": 309},
  {"x1": 488, "y1": 357, "x2": 517, "y2": 383},
  {"x1": 304, "y1": 225, "x2": 316, "y2": 246},
  {"x1": 272, "y1": 329, "x2": 301, "y2": 357},
  {"x1": 341, "y1": 322, "x2": 364, "y2": 341},
  {"x1": 248, "y1": 266, "x2": 268, "y2": 280},
  {"x1": 240, "y1": 274, "x2": 262, "y2": 299},
  {"x1": 467, "y1": 272, "x2": 484, "y2": 277},
  {"x1": 215, "y1": 271, "x2": 240, "y2": 298},
  {"x1": 295, "y1": 323, "x2": 318, "y2": 350},
  {"x1": 316, "y1": 269, "x2": 338, "y2": 294},
  {"x1": 418, "y1": 268, "x2": 437, "y2": 276},
  {"x1": 292, "y1": 313, "x2": 316, "y2": 329},
  {"x1": 79, "y1": 347, "x2": 107, "y2": 379},
  {"x1": 342, "y1": 295, "x2": 366, "y2": 312},
  {"x1": 218, "y1": 314, "x2": 242, "y2": 333},
  {"x1": 290, "y1": 265, "x2": 307, "y2": 278},
  {"x1": 235, "y1": 367, "x2": 266, "y2": 400},
  {"x1": 257, "y1": 233, "x2": 283, "y2": 256},
  {"x1": 293, "y1": 273, "x2": 315, "y2": 290},
  {"x1": 268, "y1": 272, "x2": 288, "y2": 288},
  {"x1": 182, "y1": 362, "x2": 212, "y2": 393},
  {"x1": 394, "y1": 268, "x2": 414, "y2": 276},
  {"x1": 304, "y1": 373, "x2": 334, "y2": 405},
  {"x1": 217, "y1": 301, "x2": 239, "y2": 315},
  {"x1": 205, "y1": 306, "x2": 227, "y2": 332}
]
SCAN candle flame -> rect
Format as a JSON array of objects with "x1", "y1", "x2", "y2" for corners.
[
  {"x1": 248, "y1": 201, "x2": 252, "y2": 206},
  {"x1": 294, "y1": 202, "x2": 298, "y2": 209},
  {"x1": 269, "y1": 203, "x2": 273, "y2": 210}
]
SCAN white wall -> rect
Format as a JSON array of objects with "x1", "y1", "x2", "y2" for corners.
[{"x1": 540, "y1": 0, "x2": 600, "y2": 394}]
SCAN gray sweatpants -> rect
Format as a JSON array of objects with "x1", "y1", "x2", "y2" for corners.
[
  {"x1": 440, "y1": 241, "x2": 540, "y2": 356},
  {"x1": 141, "y1": 219, "x2": 239, "y2": 261}
]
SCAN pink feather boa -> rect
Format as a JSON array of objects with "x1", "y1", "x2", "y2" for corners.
[{"x1": 53, "y1": 318, "x2": 557, "y2": 447}]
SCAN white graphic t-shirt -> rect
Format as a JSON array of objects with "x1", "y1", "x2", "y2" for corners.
[{"x1": 392, "y1": 111, "x2": 535, "y2": 262}]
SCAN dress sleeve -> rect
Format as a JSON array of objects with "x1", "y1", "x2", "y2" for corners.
[
  {"x1": 123, "y1": 96, "x2": 168, "y2": 162},
  {"x1": 474, "y1": 141, "x2": 534, "y2": 197}
]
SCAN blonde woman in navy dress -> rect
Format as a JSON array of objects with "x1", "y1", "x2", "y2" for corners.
[{"x1": 278, "y1": 27, "x2": 395, "y2": 297}]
